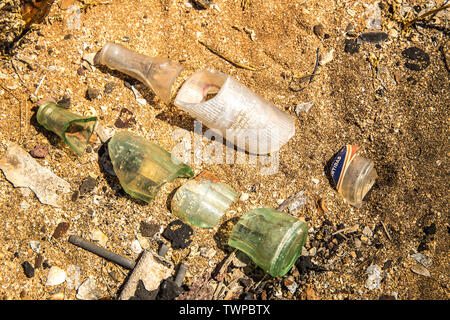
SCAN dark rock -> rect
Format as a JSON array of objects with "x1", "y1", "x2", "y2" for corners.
[
  {"x1": 129, "y1": 280, "x2": 159, "y2": 300},
  {"x1": 64, "y1": 34, "x2": 72, "y2": 40},
  {"x1": 79, "y1": 176, "x2": 97, "y2": 194},
  {"x1": 402, "y1": 47, "x2": 430, "y2": 71},
  {"x1": 86, "y1": 87, "x2": 101, "y2": 100},
  {"x1": 43, "y1": 261, "x2": 51, "y2": 269},
  {"x1": 423, "y1": 223, "x2": 436, "y2": 235},
  {"x1": 114, "y1": 108, "x2": 136, "y2": 128},
  {"x1": 139, "y1": 222, "x2": 160, "y2": 238},
  {"x1": 30, "y1": 145, "x2": 48, "y2": 158},
  {"x1": 358, "y1": 32, "x2": 388, "y2": 43},
  {"x1": 22, "y1": 261, "x2": 35, "y2": 278},
  {"x1": 382, "y1": 259, "x2": 392, "y2": 270},
  {"x1": 52, "y1": 222, "x2": 70, "y2": 239},
  {"x1": 157, "y1": 279, "x2": 184, "y2": 300},
  {"x1": 344, "y1": 39, "x2": 360, "y2": 54},
  {"x1": 162, "y1": 220, "x2": 194, "y2": 249},
  {"x1": 417, "y1": 241, "x2": 429, "y2": 252}
]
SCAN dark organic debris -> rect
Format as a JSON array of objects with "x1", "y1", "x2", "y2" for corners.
[
  {"x1": 157, "y1": 279, "x2": 184, "y2": 300},
  {"x1": 423, "y1": 223, "x2": 436, "y2": 235},
  {"x1": 30, "y1": 145, "x2": 48, "y2": 158},
  {"x1": 128, "y1": 280, "x2": 159, "y2": 300},
  {"x1": 22, "y1": 261, "x2": 35, "y2": 278},
  {"x1": 176, "y1": 271, "x2": 213, "y2": 300},
  {"x1": 358, "y1": 32, "x2": 388, "y2": 44},
  {"x1": 344, "y1": 39, "x2": 359, "y2": 54},
  {"x1": 52, "y1": 222, "x2": 70, "y2": 239},
  {"x1": 162, "y1": 220, "x2": 193, "y2": 249},
  {"x1": 295, "y1": 255, "x2": 328, "y2": 273},
  {"x1": 114, "y1": 108, "x2": 136, "y2": 128},
  {"x1": 402, "y1": 47, "x2": 430, "y2": 71}
]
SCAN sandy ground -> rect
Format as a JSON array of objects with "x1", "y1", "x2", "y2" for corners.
[{"x1": 0, "y1": 0, "x2": 448, "y2": 300}]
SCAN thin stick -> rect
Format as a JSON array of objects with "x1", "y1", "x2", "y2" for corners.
[
  {"x1": 404, "y1": 3, "x2": 450, "y2": 30},
  {"x1": 381, "y1": 221, "x2": 392, "y2": 242},
  {"x1": 198, "y1": 40, "x2": 259, "y2": 71}
]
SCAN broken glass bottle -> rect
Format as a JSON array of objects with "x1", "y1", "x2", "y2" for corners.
[
  {"x1": 171, "y1": 171, "x2": 238, "y2": 228},
  {"x1": 36, "y1": 102, "x2": 97, "y2": 155},
  {"x1": 228, "y1": 208, "x2": 308, "y2": 277},
  {"x1": 108, "y1": 131, "x2": 194, "y2": 203},
  {"x1": 94, "y1": 42, "x2": 184, "y2": 103},
  {"x1": 174, "y1": 69, "x2": 295, "y2": 154}
]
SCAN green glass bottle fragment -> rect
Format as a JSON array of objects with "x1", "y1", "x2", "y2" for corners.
[
  {"x1": 36, "y1": 102, "x2": 97, "y2": 155},
  {"x1": 108, "y1": 131, "x2": 194, "y2": 203},
  {"x1": 228, "y1": 208, "x2": 308, "y2": 277},
  {"x1": 171, "y1": 171, "x2": 238, "y2": 228}
]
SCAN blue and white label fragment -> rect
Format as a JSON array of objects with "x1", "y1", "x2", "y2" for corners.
[{"x1": 330, "y1": 145, "x2": 360, "y2": 193}]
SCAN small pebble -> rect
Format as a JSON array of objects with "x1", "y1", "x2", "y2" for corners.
[
  {"x1": 366, "y1": 265, "x2": 381, "y2": 290},
  {"x1": 130, "y1": 239, "x2": 143, "y2": 254},
  {"x1": 362, "y1": 226, "x2": 373, "y2": 238},
  {"x1": 52, "y1": 222, "x2": 70, "y2": 239},
  {"x1": 34, "y1": 253, "x2": 43, "y2": 269},
  {"x1": 193, "y1": 0, "x2": 213, "y2": 9},
  {"x1": 86, "y1": 87, "x2": 101, "y2": 100},
  {"x1": 29, "y1": 241, "x2": 41, "y2": 253},
  {"x1": 79, "y1": 176, "x2": 97, "y2": 194},
  {"x1": 104, "y1": 82, "x2": 116, "y2": 94},
  {"x1": 313, "y1": 24, "x2": 325, "y2": 39},
  {"x1": 345, "y1": 23, "x2": 357, "y2": 37},
  {"x1": 319, "y1": 49, "x2": 334, "y2": 66},
  {"x1": 30, "y1": 146, "x2": 48, "y2": 158},
  {"x1": 239, "y1": 192, "x2": 249, "y2": 202},
  {"x1": 295, "y1": 101, "x2": 314, "y2": 115},
  {"x1": 90, "y1": 228, "x2": 108, "y2": 247},
  {"x1": 22, "y1": 261, "x2": 35, "y2": 278},
  {"x1": 283, "y1": 276, "x2": 298, "y2": 295},
  {"x1": 66, "y1": 264, "x2": 81, "y2": 290},
  {"x1": 77, "y1": 277, "x2": 103, "y2": 300},
  {"x1": 46, "y1": 266, "x2": 66, "y2": 286},
  {"x1": 199, "y1": 247, "x2": 216, "y2": 259},
  {"x1": 410, "y1": 263, "x2": 431, "y2": 277}
]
